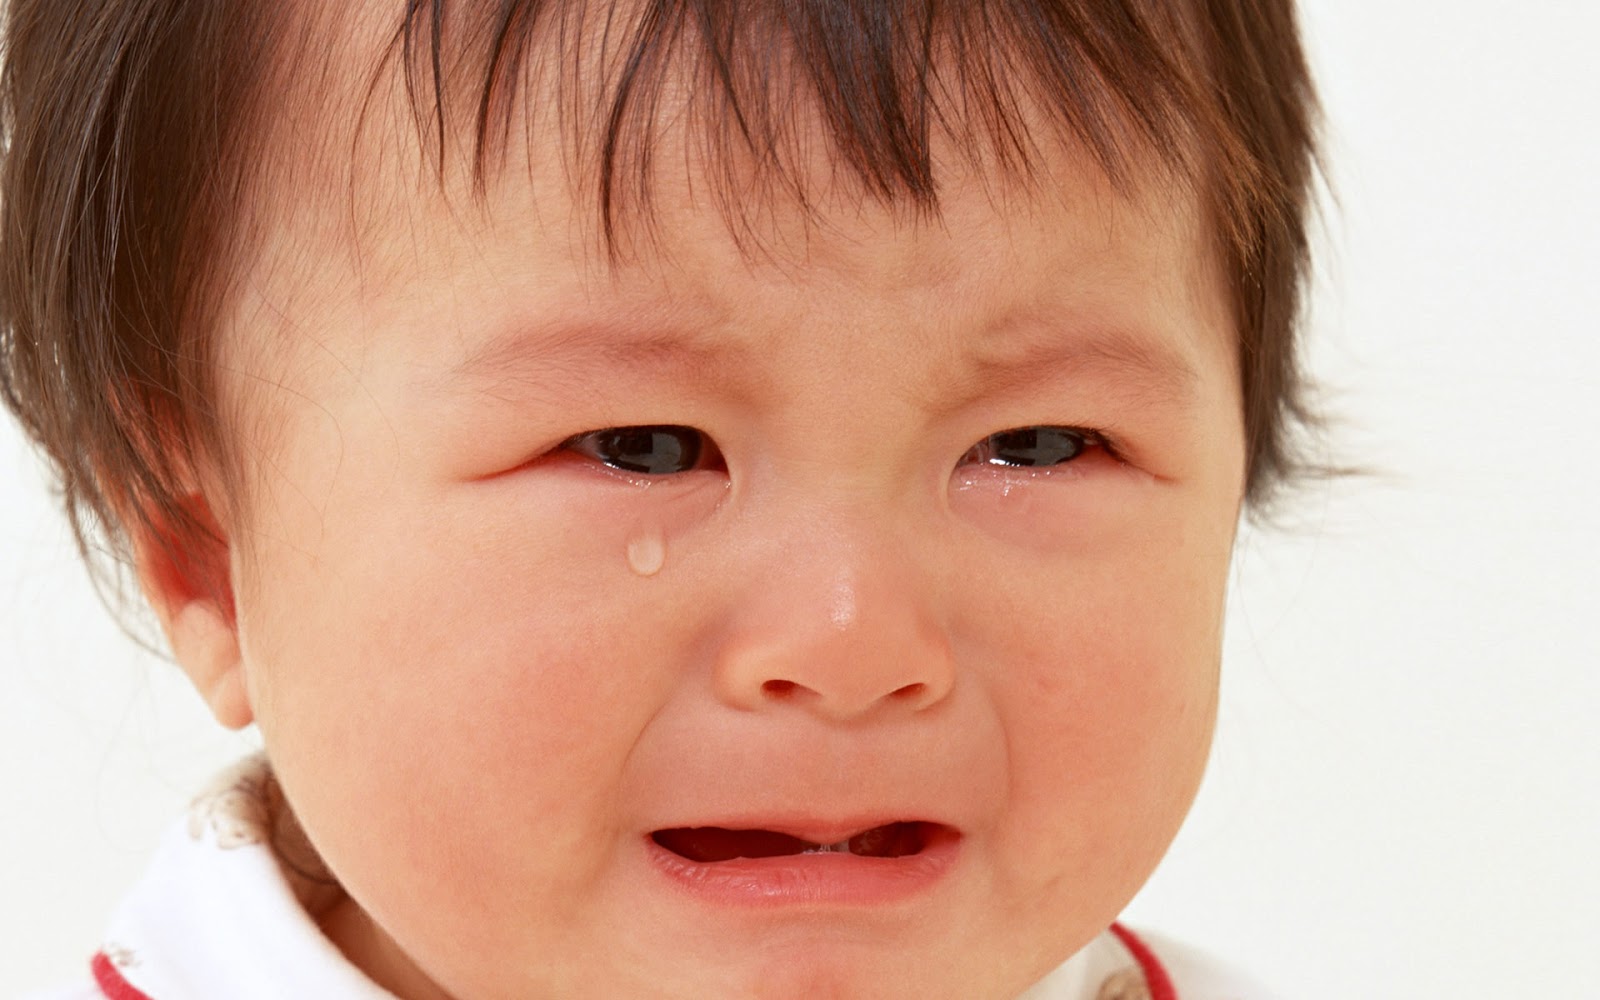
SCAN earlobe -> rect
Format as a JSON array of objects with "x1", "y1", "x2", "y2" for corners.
[
  {"x1": 132, "y1": 497, "x2": 253, "y2": 730},
  {"x1": 165, "y1": 600, "x2": 253, "y2": 729}
]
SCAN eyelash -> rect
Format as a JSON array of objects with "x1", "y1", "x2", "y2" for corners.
[
  {"x1": 959, "y1": 426, "x2": 1113, "y2": 469},
  {"x1": 560, "y1": 426, "x2": 725, "y2": 477},
  {"x1": 559, "y1": 424, "x2": 1114, "y2": 477}
]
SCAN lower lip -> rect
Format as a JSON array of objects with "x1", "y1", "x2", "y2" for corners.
[{"x1": 645, "y1": 828, "x2": 962, "y2": 907}]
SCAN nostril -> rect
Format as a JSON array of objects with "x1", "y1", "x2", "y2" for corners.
[
  {"x1": 892, "y1": 682, "x2": 926, "y2": 701},
  {"x1": 762, "y1": 679, "x2": 799, "y2": 699}
]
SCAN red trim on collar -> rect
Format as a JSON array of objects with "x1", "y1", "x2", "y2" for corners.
[
  {"x1": 91, "y1": 951, "x2": 156, "y2": 1000},
  {"x1": 1110, "y1": 923, "x2": 1178, "y2": 1000}
]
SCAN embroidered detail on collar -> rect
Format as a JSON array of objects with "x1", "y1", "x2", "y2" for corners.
[
  {"x1": 187, "y1": 756, "x2": 273, "y2": 848},
  {"x1": 185, "y1": 754, "x2": 344, "y2": 919}
]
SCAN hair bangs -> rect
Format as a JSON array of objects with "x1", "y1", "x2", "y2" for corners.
[{"x1": 387, "y1": 0, "x2": 1220, "y2": 255}]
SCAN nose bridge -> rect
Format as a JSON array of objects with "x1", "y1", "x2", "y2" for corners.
[{"x1": 712, "y1": 498, "x2": 956, "y2": 721}]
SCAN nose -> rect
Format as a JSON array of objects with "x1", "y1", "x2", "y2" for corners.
[{"x1": 711, "y1": 520, "x2": 957, "y2": 723}]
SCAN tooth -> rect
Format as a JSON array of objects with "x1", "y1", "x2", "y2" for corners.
[
  {"x1": 799, "y1": 838, "x2": 865, "y2": 854},
  {"x1": 802, "y1": 840, "x2": 851, "y2": 853},
  {"x1": 848, "y1": 826, "x2": 888, "y2": 856}
]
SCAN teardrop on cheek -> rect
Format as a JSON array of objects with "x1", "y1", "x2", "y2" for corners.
[{"x1": 625, "y1": 523, "x2": 667, "y2": 577}]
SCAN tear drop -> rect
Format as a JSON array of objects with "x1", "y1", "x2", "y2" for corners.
[{"x1": 626, "y1": 525, "x2": 667, "y2": 577}]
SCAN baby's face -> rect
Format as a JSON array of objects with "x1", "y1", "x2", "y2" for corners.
[{"x1": 212, "y1": 87, "x2": 1244, "y2": 998}]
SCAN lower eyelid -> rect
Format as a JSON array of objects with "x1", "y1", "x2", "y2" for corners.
[
  {"x1": 981, "y1": 454, "x2": 1099, "y2": 477},
  {"x1": 966, "y1": 438, "x2": 1131, "y2": 479}
]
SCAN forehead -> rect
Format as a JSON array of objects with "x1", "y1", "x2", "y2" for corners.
[
  {"x1": 243, "y1": 148, "x2": 1223, "y2": 408},
  {"x1": 231, "y1": 1, "x2": 1230, "y2": 415},
  {"x1": 257, "y1": 0, "x2": 1217, "y2": 262}
]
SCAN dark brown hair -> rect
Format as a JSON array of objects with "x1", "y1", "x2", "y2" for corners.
[{"x1": 0, "y1": 0, "x2": 1321, "y2": 603}]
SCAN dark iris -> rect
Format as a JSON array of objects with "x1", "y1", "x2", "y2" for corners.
[
  {"x1": 579, "y1": 425, "x2": 704, "y2": 475},
  {"x1": 974, "y1": 427, "x2": 1090, "y2": 467}
]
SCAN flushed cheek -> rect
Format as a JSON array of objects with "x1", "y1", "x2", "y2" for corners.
[
  {"x1": 988, "y1": 645, "x2": 1215, "y2": 940},
  {"x1": 242, "y1": 451, "x2": 723, "y2": 737},
  {"x1": 968, "y1": 556, "x2": 1222, "y2": 916},
  {"x1": 235, "y1": 480, "x2": 714, "y2": 952}
]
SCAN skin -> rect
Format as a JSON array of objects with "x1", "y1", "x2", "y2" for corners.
[{"x1": 140, "y1": 23, "x2": 1247, "y2": 999}]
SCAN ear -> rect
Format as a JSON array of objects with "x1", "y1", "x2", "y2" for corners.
[{"x1": 132, "y1": 494, "x2": 253, "y2": 730}]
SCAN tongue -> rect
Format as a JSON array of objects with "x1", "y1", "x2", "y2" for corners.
[{"x1": 654, "y1": 823, "x2": 923, "y2": 862}]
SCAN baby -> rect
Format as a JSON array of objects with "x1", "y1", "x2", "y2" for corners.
[{"x1": 1, "y1": 1, "x2": 1320, "y2": 998}]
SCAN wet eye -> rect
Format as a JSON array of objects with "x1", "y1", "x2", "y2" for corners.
[
  {"x1": 961, "y1": 426, "x2": 1100, "y2": 468},
  {"x1": 562, "y1": 425, "x2": 719, "y2": 476}
]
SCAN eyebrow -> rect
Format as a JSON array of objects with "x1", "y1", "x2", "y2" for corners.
[
  {"x1": 947, "y1": 319, "x2": 1204, "y2": 415},
  {"x1": 429, "y1": 317, "x2": 757, "y2": 404},
  {"x1": 430, "y1": 310, "x2": 1204, "y2": 415}
]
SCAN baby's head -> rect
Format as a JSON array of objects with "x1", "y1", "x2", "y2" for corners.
[{"x1": 1, "y1": 2, "x2": 1319, "y2": 996}]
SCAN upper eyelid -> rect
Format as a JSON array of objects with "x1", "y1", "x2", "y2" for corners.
[
  {"x1": 560, "y1": 424, "x2": 696, "y2": 447},
  {"x1": 961, "y1": 426, "x2": 1127, "y2": 474},
  {"x1": 557, "y1": 422, "x2": 1119, "y2": 466},
  {"x1": 979, "y1": 425, "x2": 1115, "y2": 450}
]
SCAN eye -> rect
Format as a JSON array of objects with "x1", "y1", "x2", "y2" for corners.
[
  {"x1": 960, "y1": 426, "x2": 1103, "y2": 468},
  {"x1": 561, "y1": 425, "x2": 721, "y2": 476}
]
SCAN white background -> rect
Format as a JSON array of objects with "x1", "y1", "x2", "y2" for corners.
[{"x1": 3, "y1": 2, "x2": 1597, "y2": 996}]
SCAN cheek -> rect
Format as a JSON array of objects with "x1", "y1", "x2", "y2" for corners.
[
  {"x1": 970, "y1": 514, "x2": 1228, "y2": 908},
  {"x1": 230, "y1": 461, "x2": 724, "y2": 918}
]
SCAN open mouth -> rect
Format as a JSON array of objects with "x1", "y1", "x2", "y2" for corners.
[{"x1": 651, "y1": 821, "x2": 937, "y2": 862}]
